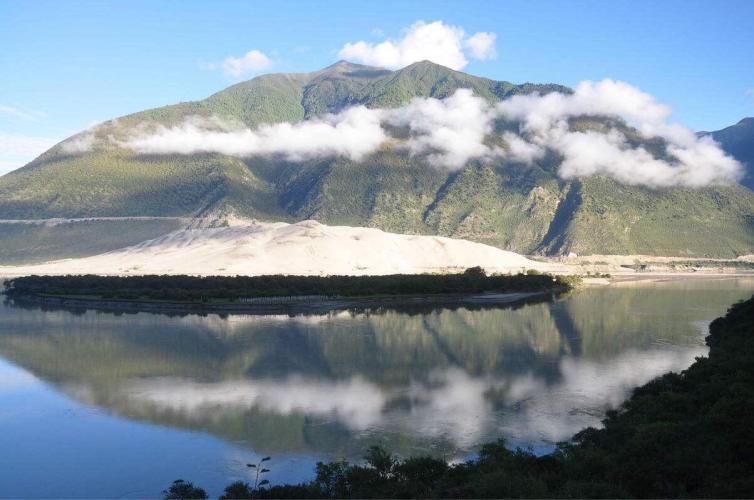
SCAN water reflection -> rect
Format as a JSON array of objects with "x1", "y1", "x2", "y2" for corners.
[
  {"x1": 97, "y1": 342, "x2": 704, "y2": 452},
  {"x1": 0, "y1": 278, "x2": 752, "y2": 464}
]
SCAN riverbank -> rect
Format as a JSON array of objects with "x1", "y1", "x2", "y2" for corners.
[
  {"x1": 580, "y1": 272, "x2": 754, "y2": 286},
  {"x1": 542, "y1": 253, "x2": 754, "y2": 276}
]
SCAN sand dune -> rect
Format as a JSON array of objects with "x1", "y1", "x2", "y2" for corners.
[{"x1": 0, "y1": 220, "x2": 561, "y2": 277}]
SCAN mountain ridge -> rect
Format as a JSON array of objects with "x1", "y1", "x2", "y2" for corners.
[{"x1": 0, "y1": 61, "x2": 752, "y2": 263}]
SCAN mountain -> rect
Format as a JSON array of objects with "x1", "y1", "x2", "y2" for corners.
[
  {"x1": 1, "y1": 61, "x2": 753, "y2": 263},
  {"x1": 703, "y1": 117, "x2": 754, "y2": 190}
]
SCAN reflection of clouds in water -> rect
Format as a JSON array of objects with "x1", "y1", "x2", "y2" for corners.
[
  {"x1": 127, "y1": 376, "x2": 385, "y2": 430},
  {"x1": 175, "y1": 311, "x2": 355, "y2": 336},
  {"x1": 406, "y1": 369, "x2": 492, "y2": 448},
  {"x1": 121, "y1": 344, "x2": 706, "y2": 448},
  {"x1": 499, "y1": 345, "x2": 707, "y2": 443}
]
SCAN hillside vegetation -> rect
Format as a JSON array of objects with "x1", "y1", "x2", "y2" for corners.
[{"x1": 1, "y1": 61, "x2": 752, "y2": 261}]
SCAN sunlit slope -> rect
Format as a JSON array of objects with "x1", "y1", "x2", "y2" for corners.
[{"x1": 1, "y1": 61, "x2": 752, "y2": 259}]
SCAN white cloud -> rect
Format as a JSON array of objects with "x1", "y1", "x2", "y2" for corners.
[
  {"x1": 57, "y1": 120, "x2": 112, "y2": 154},
  {"x1": 338, "y1": 20, "x2": 497, "y2": 70},
  {"x1": 386, "y1": 88, "x2": 496, "y2": 168},
  {"x1": 502, "y1": 131, "x2": 545, "y2": 163},
  {"x1": 120, "y1": 107, "x2": 388, "y2": 162},
  {"x1": 222, "y1": 49, "x2": 271, "y2": 77},
  {"x1": 0, "y1": 132, "x2": 59, "y2": 175},
  {"x1": 115, "y1": 80, "x2": 741, "y2": 187},
  {"x1": 496, "y1": 79, "x2": 742, "y2": 187},
  {"x1": 496, "y1": 80, "x2": 672, "y2": 135},
  {"x1": 747, "y1": 88, "x2": 754, "y2": 103},
  {"x1": 464, "y1": 32, "x2": 497, "y2": 60},
  {"x1": 60, "y1": 132, "x2": 96, "y2": 153},
  {"x1": 202, "y1": 50, "x2": 272, "y2": 78},
  {"x1": 119, "y1": 91, "x2": 497, "y2": 169}
]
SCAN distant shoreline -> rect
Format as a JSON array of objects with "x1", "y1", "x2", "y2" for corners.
[{"x1": 583, "y1": 272, "x2": 754, "y2": 285}]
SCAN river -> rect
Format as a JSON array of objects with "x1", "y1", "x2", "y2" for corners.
[{"x1": 0, "y1": 277, "x2": 752, "y2": 497}]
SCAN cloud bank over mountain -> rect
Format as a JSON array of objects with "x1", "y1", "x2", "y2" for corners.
[
  {"x1": 119, "y1": 109, "x2": 386, "y2": 162},
  {"x1": 496, "y1": 80, "x2": 743, "y2": 187},
  {"x1": 106, "y1": 78, "x2": 741, "y2": 188}
]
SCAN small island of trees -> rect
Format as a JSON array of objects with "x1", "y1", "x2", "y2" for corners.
[{"x1": 3, "y1": 268, "x2": 574, "y2": 303}]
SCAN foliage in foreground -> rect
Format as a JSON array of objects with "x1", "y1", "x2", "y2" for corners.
[
  {"x1": 163, "y1": 480, "x2": 207, "y2": 499},
  {"x1": 166, "y1": 294, "x2": 754, "y2": 498}
]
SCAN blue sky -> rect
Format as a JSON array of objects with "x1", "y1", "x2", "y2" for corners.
[{"x1": 1, "y1": 0, "x2": 753, "y2": 173}]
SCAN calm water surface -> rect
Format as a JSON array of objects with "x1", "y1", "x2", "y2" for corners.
[{"x1": 1, "y1": 278, "x2": 752, "y2": 498}]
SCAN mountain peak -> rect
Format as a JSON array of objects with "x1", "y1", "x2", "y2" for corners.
[
  {"x1": 323, "y1": 59, "x2": 453, "y2": 73},
  {"x1": 318, "y1": 60, "x2": 386, "y2": 74},
  {"x1": 401, "y1": 59, "x2": 455, "y2": 72},
  {"x1": 309, "y1": 60, "x2": 391, "y2": 83},
  {"x1": 323, "y1": 60, "x2": 362, "y2": 70}
]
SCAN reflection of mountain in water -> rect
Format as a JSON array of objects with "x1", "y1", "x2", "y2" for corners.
[{"x1": 0, "y1": 279, "x2": 751, "y2": 458}]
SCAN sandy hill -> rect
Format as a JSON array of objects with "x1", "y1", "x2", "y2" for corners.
[{"x1": 0, "y1": 221, "x2": 562, "y2": 277}]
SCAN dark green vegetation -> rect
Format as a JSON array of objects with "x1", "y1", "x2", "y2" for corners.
[
  {"x1": 705, "y1": 117, "x2": 754, "y2": 190},
  {"x1": 1, "y1": 61, "x2": 752, "y2": 262},
  {"x1": 219, "y1": 457, "x2": 272, "y2": 500},
  {"x1": 4, "y1": 268, "x2": 570, "y2": 302},
  {"x1": 163, "y1": 480, "x2": 207, "y2": 500},
  {"x1": 169, "y1": 294, "x2": 754, "y2": 498}
]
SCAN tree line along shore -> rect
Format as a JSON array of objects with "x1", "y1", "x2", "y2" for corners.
[{"x1": 2, "y1": 268, "x2": 575, "y2": 303}]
